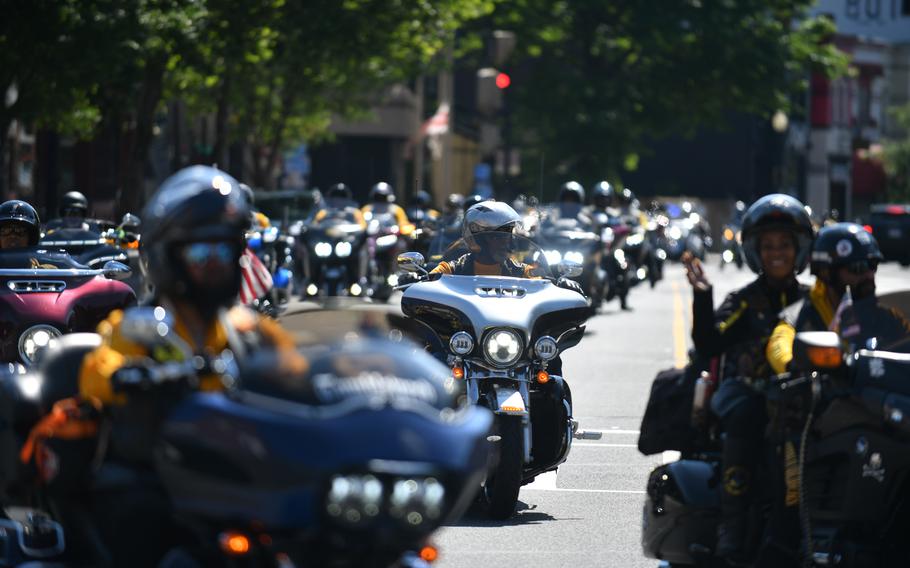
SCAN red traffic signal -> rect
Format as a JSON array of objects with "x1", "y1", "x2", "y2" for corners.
[{"x1": 495, "y1": 72, "x2": 511, "y2": 89}]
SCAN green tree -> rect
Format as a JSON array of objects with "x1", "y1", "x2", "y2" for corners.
[
  {"x1": 487, "y1": 0, "x2": 849, "y2": 194},
  {"x1": 882, "y1": 103, "x2": 910, "y2": 202}
]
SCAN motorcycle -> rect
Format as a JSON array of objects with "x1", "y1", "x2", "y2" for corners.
[
  {"x1": 719, "y1": 223, "x2": 744, "y2": 270},
  {"x1": 590, "y1": 210, "x2": 634, "y2": 310},
  {"x1": 298, "y1": 209, "x2": 368, "y2": 299},
  {"x1": 641, "y1": 294, "x2": 910, "y2": 567},
  {"x1": 0, "y1": 249, "x2": 135, "y2": 366},
  {"x1": 5, "y1": 305, "x2": 493, "y2": 567},
  {"x1": 365, "y1": 209, "x2": 412, "y2": 302},
  {"x1": 397, "y1": 233, "x2": 598, "y2": 519},
  {"x1": 643, "y1": 213, "x2": 669, "y2": 288},
  {"x1": 247, "y1": 224, "x2": 294, "y2": 305},
  {"x1": 100, "y1": 213, "x2": 151, "y2": 299},
  {"x1": 39, "y1": 226, "x2": 130, "y2": 270},
  {"x1": 536, "y1": 207, "x2": 605, "y2": 312}
]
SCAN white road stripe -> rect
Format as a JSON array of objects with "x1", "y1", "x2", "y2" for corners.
[
  {"x1": 573, "y1": 443, "x2": 638, "y2": 448},
  {"x1": 524, "y1": 487, "x2": 646, "y2": 494},
  {"x1": 524, "y1": 470, "x2": 558, "y2": 491}
]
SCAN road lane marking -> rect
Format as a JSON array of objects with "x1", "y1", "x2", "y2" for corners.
[
  {"x1": 523, "y1": 487, "x2": 646, "y2": 494},
  {"x1": 577, "y1": 429, "x2": 640, "y2": 435},
  {"x1": 524, "y1": 470, "x2": 558, "y2": 491},
  {"x1": 573, "y1": 443, "x2": 637, "y2": 448},
  {"x1": 671, "y1": 280, "x2": 688, "y2": 368}
]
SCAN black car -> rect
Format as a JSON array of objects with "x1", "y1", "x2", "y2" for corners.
[{"x1": 868, "y1": 204, "x2": 910, "y2": 265}]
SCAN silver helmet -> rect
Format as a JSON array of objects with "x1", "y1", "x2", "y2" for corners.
[{"x1": 463, "y1": 201, "x2": 521, "y2": 251}]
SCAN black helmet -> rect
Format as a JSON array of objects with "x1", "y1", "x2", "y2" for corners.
[
  {"x1": 614, "y1": 186, "x2": 634, "y2": 206},
  {"x1": 811, "y1": 222, "x2": 882, "y2": 274},
  {"x1": 370, "y1": 182, "x2": 395, "y2": 203},
  {"x1": 740, "y1": 193, "x2": 814, "y2": 275},
  {"x1": 462, "y1": 193, "x2": 486, "y2": 212},
  {"x1": 141, "y1": 166, "x2": 249, "y2": 308},
  {"x1": 463, "y1": 201, "x2": 521, "y2": 252},
  {"x1": 59, "y1": 191, "x2": 88, "y2": 217},
  {"x1": 591, "y1": 181, "x2": 613, "y2": 208},
  {"x1": 327, "y1": 182, "x2": 352, "y2": 202},
  {"x1": 558, "y1": 181, "x2": 585, "y2": 204},
  {"x1": 0, "y1": 200, "x2": 41, "y2": 246},
  {"x1": 411, "y1": 190, "x2": 432, "y2": 208}
]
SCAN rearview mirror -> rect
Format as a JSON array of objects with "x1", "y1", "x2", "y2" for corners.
[
  {"x1": 102, "y1": 260, "x2": 132, "y2": 281},
  {"x1": 558, "y1": 260, "x2": 583, "y2": 278},
  {"x1": 398, "y1": 252, "x2": 426, "y2": 274},
  {"x1": 791, "y1": 331, "x2": 842, "y2": 372}
]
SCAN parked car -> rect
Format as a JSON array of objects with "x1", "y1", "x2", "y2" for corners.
[{"x1": 867, "y1": 203, "x2": 910, "y2": 265}]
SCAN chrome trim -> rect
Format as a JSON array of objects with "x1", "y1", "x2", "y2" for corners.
[
  {"x1": 40, "y1": 239, "x2": 107, "y2": 247},
  {"x1": 7, "y1": 280, "x2": 67, "y2": 293},
  {"x1": 0, "y1": 268, "x2": 102, "y2": 277}
]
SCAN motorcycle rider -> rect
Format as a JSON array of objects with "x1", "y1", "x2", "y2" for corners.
[
  {"x1": 0, "y1": 200, "x2": 41, "y2": 250},
  {"x1": 76, "y1": 165, "x2": 306, "y2": 566},
  {"x1": 314, "y1": 183, "x2": 367, "y2": 227},
  {"x1": 45, "y1": 190, "x2": 95, "y2": 232},
  {"x1": 362, "y1": 181, "x2": 413, "y2": 233},
  {"x1": 555, "y1": 181, "x2": 592, "y2": 225},
  {"x1": 767, "y1": 222, "x2": 910, "y2": 373},
  {"x1": 683, "y1": 193, "x2": 814, "y2": 561},
  {"x1": 407, "y1": 190, "x2": 440, "y2": 223}
]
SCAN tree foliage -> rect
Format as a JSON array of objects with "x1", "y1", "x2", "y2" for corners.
[
  {"x1": 488, "y1": 0, "x2": 850, "y2": 194},
  {"x1": 882, "y1": 104, "x2": 910, "y2": 202}
]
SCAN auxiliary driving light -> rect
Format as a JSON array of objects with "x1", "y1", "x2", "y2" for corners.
[
  {"x1": 534, "y1": 336, "x2": 558, "y2": 361},
  {"x1": 449, "y1": 331, "x2": 474, "y2": 355}
]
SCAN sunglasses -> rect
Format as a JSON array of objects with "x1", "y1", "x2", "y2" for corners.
[
  {"x1": 844, "y1": 259, "x2": 879, "y2": 275},
  {"x1": 0, "y1": 226, "x2": 29, "y2": 237},
  {"x1": 180, "y1": 242, "x2": 236, "y2": 266}
]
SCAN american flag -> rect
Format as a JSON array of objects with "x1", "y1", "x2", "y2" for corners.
[{"x1": 239, "y1": 248, "x2": 273, "y2": 305}]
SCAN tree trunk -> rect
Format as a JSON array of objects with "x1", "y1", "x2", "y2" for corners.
[
  {"x1": 121, "y1": 58, "x2": 165, "y2": 215},
  {"x1": 214, "y1": 76, "x2": 230, "y2": 170},
  {"x1": 0, "y1": 115, "x2": 10, "y2": 199},
  {"x1": 261, "y1": 92, "x2": 295, "y2": 189}
]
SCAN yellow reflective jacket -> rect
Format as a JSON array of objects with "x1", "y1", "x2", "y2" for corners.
[{"x1": 80, "y1": 305, "x2": 305, "y2": 405}]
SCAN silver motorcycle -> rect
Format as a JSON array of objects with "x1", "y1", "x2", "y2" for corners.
[{"x1": 397, "y1": 233, "x2": 599, "y2": 519}]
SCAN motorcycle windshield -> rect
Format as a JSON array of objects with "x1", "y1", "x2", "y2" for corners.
[
  {"x1": 438, "y1": 232, "x2": 554, "y2": 277},
  {"x1": 0, "y1": 248, "x2": 89, "y2": 270},
  {"x1": 310, "y1": 210, "x2": 364, "y2": 239}
]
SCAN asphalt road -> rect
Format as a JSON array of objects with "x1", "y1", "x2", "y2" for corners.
[{"x1": 280, "y1": 257, "x2": 910, "y2": 568}]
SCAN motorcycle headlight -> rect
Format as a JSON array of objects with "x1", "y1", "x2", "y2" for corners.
[
  {"x1": 563, "y1": 251, "x2": 584, "y2": 264},
  {"x1": 325, "y1": 474, "x2": 384, "y2": 526},
  {"x1": 534, "y1": 336, "x2": 558, "y2": 361},
  {"x1": 18, "y1": 325, "x2": 61, "y2": 366},
  {"x1": 314, "y1": 242, "x2": 333, "y2": 257},
  {"x1": 601, "y1": 227, "x2": 615, "y2": 244},
  {"x1": 449, "y1": 331, "x2": 474, "y2": 355},
  {"x1": 626, "y1": 233, "x2": 644, "y2": 246},
  {"x1": 376, "y1": 234, "x2": 398, "y2": 248},
  {"x1": 335, "y1": 241, "x2": 353, "y2": 257},
  {"x1": 668, "y1": 226, "x2": 682, "y2": 241},
  {"x1": 484, "y1": 329, "x2": 523, "y2": 367},
  {"x1": 389, "y1": 477, "x2": 446, "y2": 526},
  {"x1": 543, "y1": 250, "x2": 562, "y2": 265}
]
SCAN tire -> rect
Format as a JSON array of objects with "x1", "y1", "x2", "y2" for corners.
[{"x1": 483, "y1": 416, "x2": 524, "y2": 520}]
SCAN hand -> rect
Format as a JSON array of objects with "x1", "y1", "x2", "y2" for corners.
[
  {"x1": 557, "y1": 277, "x2": 585, "y2": 297},
  {"x1": 397, "y1": 272, "x2": 423, "y2": 286},
  {"x1": 682, "y1": 251, "x2": 710, "y2": 292}
]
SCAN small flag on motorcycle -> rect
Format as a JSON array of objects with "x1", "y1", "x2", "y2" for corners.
[{"x1": 239, "y1": 248, "x2": 274, "y2": 305}]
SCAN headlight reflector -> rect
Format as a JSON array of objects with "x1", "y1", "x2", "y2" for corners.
[
  {"x1": 335, "y1": 241, "x2": 353, "y2": 257},
  {"x1": 18, "y1": 325, "x2": 61, "y2": 365},
  {"x1": 326, "y1": 474, "x2": 383, "y2": 525},
  {"x1": 534, "y1": 336, "x2": 558, "y2": 361},
  {"x1": 449, "y1": 331, "x2": 474, "y2": 355},
  {"x1": 484, "y1": 329, "x2": 523, "y2": 367},
  {"x1": 314, "y1": 242, "x2": 332, "y2": 257}
]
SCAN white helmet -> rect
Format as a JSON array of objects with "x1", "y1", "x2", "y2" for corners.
[{"x1": 462, "y1": 201, "x2": 521, "y2": 251}]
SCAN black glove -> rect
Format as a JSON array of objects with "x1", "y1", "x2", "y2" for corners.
[
  {"x1": 111, "y1": 364, "x2": 155, "y2": 392},
  {"x1": 557, "y1": 277, "x2": 585, "y2": 297},
  {"x1": 397, "y1": 272, "x2": 423, "y2": 286}
]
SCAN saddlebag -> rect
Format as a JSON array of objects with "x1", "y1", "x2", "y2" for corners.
[
  {"x1": 638, "y1": 365, "x2": 700, "y2": 455},
  {"x1": 19, "y1": 397, "x2": 102, "y2": 495},
  {"x1": 642, "y1": 460, "x2": 720, "y2": 563}
]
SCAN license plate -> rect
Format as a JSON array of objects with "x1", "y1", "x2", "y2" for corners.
[{"x1": 889, "y1": 228, "x2": 902, "y2": 239}]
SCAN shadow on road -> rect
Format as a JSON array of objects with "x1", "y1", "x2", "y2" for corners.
[{"x1": 451, "y1": 500, "x2": 567, "y2": 527}]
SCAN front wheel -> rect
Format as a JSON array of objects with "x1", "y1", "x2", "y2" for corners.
[{"x1": 483, "y1": 416, "x2": 524, "y2": 520}]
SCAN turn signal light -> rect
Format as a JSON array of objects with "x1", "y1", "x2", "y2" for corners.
[
  {"x1": 863, "y1": 224, "x2": 873, "y2": 234},
  {"x1": 420, "y1": 544, "x2": 440, "y2": 563},
  {"x1": 452, "y1": 366, "x2": 465, "y2": 380},
  {"x1": 807, "y1": 346, "x2": 842, "y2": 369},
  {"x1": 536, "y1": 370, "x2": 550, "y2": 384},
  {"x1": 219, "y1": 532, "x2": 251, "y2": 556}
]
